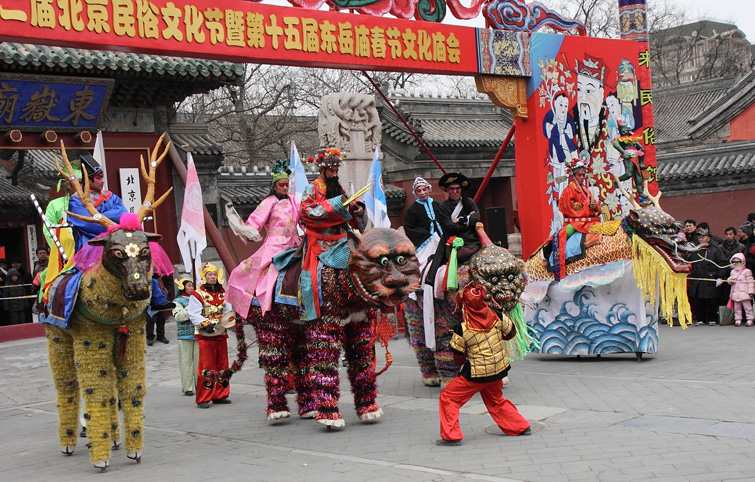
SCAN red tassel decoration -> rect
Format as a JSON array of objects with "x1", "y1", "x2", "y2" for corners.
[{"x1": 116, "y1": 324, "x2": 130, "y2": 364}]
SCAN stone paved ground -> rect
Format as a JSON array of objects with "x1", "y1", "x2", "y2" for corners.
[{"x1": 1, "y1": 321, "x2": 754, "y2": 481}]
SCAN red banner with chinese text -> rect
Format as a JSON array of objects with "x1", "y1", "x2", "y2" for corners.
[{"x1": 0, "y1": 0, "x2": 489, "y2": 75}]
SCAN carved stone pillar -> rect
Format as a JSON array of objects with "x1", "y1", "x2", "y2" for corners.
[
  {"x1": 318, "y1": 92, "x2": 383, "y2": 194},
  {"x1": 474, "y1": 76, "x2": 528, "y2": 119}
]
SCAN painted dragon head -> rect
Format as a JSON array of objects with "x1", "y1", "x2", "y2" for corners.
[
  {"x1": 469, "y1": 244, "x2": 527, "y2": 313},
  {"x1": 625, "y1": 205, "x2": 697, "y2": 273},
  {"x1": 347, "y1": 228, "x2": 420, "y2": 308}
]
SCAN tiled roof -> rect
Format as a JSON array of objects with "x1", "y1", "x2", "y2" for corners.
[
  {"x1": 0, "y1": 43, "x2": 244, "y2": 107},
  {"x1": 0, "y1": 43, "x2": 244, "y2": 80},
  {"x1": 656, "y1": 141, "x2": 755, "y2": 182},
  {"x1": 687, "y1": 71, "x2": 755, "y2": 140},
  {"x1": 653, "y1": 78, "x2": 734, "y2": 143},
  {"x1": 380, "y1": 93, "x2": 513, "y2": 148},
  {"x1": 219, "y1": 185, "x2": 271, "y2": 205},
  {"x1": 654, "y1": 20, "x2": 743, "y2": 39},
  {"x1": 169, "y1": 124, "x2": 224, "y2": 157},
  {"x1": 0, "y1": 163, "x2": 47, "y2": 216}
]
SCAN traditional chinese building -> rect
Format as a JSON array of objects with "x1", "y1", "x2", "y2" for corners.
[
  {"x1": 0, "y1": 42, "x2": 243, "y2": 268},
  {"x1": 655, "y1": 72, "x2": 755, "y2": 234}
]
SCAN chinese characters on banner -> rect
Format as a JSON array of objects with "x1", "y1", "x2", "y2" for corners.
[
  {"x1": 0, "y1": 0, "x2": 498, "y2": 75},
  {"x1": 119, "y1": 168, "x2": 143, "y2": 215}
]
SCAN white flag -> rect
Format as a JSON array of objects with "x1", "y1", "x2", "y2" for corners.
[
  {"x1": 289, "y1": 141, "x2": 308, "y2": 202},
  {"x1": 364, "y1": 146, "x2": 391, "y2": 228},
  {"x1": 93, "y1": 130, "x2": 108, "y2": 190},
  {"x1": 176, "y1": 152, "x2": 207, "y2": 281}
]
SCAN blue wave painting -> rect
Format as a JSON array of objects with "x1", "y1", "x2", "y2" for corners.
[{"x1": 527, "y1": 286, "x2": 658, "y2": 355}]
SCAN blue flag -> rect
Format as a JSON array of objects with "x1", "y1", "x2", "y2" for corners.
[
  {"x1": 364, "y1": 146, "x2": 391, "y2": 228},
  {"x1": 289, "y1": 141, "x2": 308, "y2": 202}
]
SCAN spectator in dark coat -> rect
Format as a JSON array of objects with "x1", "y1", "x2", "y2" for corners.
[
  {"x1": 9, "y1": 257, "x2": 33, "y2": 323},
  {"x1": 683, "y1": 219, "x2": 699, "y2": 245},
  {"x1": 684, "y1": 229, "x2": 727, "y2": 326},
  {"x1": 1, "y1": 269, "x2": 29, "y2": 325},
  {"x1": 697, "y1": 222, "x2": 723, "y2": 245}
]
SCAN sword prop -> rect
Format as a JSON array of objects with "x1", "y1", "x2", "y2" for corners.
[
  {"x1": 344, "y1": 183, "x2": 371, "y2": 206},
  {"x1": 30, "y1": 194, "x2": 69, "y2": 263}
]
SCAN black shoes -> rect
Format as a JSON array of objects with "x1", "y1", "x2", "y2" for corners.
[
  {"x1": 213, "y1": 398, "x2": 232, "y2": 404},
  {"x1": 80, "y1": 427, "x2": 87, "y2": 438},
  {"x1": 520, "y1": 427, "x2": 532, "y2": 436},
  {"x1": 436, "y1": 439, "x2": 462, "y2": 446},
  {"x1": 147, "y1": 339, "x2": 154, "y2": 346},
  {"x1": 157, "y1": 337, "x2": 169, "y2": 344},
  {"x1": 184, "y1": 390, "x2": 194, "y2": 396},
  {"x1": 197, "y1": 402, "x2": 210, "y2": 409}
]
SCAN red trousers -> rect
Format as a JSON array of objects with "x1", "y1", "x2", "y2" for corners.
[
  {"x1": 439, "y1": 376, "x2": 529, "y2": 441},
  {"x1": 196, "y1": 337, "x2": 231, "y2": 404}
]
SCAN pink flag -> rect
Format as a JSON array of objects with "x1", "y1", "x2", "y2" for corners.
[{"x1": 176, "y1": 152, "x2": 207, "y2": 281}]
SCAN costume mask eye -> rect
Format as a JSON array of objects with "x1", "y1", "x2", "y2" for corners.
[
  {"x1": 395, "y1": 255, "x2": 406, "y2": 265},
  {"x1": 490, "y1": 276, "x2": 499, "y2": 284},
  {"x1": 378, "y1": 256, "x2": 389, "y2": 267},
  {"x1": 507, "y1": 274, "x2": 515, "y2": 282}
]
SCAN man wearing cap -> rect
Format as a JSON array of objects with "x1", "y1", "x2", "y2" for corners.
[
  {"x1": 226, "y1": 160, "x2": 301, "y2": 319},
  {"x1": 404, "y1": 176, "x2": 443, "y2": 266},
  {"x1": 436, "y1": 172, "x2": 481, "y2": 263},
  {"x1": 188, "y1": 262, "x2": 235, "y2": 408},
  {"x1": 298, "y1": 148, "x2": 359, "y2": 320},
  {"x1": 68, "y1": 153, "x2": 127, "y2": 251},
  {"x1": 684, "y1": 229, "x2": 726, "y2": 326}
]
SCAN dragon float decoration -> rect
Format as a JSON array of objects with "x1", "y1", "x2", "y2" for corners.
[
  {"x1": 281, "y1": 0, "x2": 585, "y2": 34},
  {"x1": 405, "y1": 224, "x2": 533, "y2": 386},
  {"x1": 42, "y1": 136, "x2": 172, "y2": 472},
  {"x1": 248, "y1": 228, "x2": 420, "y2": 428},
  {"x1": 522, "y1": 185, "x2": 698, "y2": 359}
]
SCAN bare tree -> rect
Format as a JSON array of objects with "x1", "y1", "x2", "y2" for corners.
[
  {"x1": 176, "y1": 66, "x2": 425, "y2": 166},
  {"x1": 651, "y1": 21, "x2": 752, "y2": 87}
]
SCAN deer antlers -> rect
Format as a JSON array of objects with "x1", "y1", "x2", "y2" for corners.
[
  {"x1": 611, "y1": 174, "x2": 642, "y2": 210},
  {"x1": 611, "y1": 175, "x2": 663, "y2": 211},
  {"x1": 55, "y1": 141, "x2": 116, "y2": 228},
  {"x1": 136, "y1": 133, "x2": 173, "y2": 222},
  {"x1": 55, "y1": 134, "x2": 174, "y2": 228}
]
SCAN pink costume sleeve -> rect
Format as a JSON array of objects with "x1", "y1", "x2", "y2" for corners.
[
  {"x1": 245, "y1": 197, "x2": 275, "y2": 232},
  {"x1": 747, "y1": 270, "x2": 755, "y2": 296}
]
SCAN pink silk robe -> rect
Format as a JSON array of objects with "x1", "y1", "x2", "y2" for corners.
[{"x1": 226, "y1": 194, "x2": 301, "y2": 318}]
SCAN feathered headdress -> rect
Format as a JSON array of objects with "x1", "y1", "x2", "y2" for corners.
[
  {"x1": 307, "y1": 148, "x2": 343, "y2": 168},
  {"x1": 270, "y1": 159, "x2": 291, "y2": 188}
]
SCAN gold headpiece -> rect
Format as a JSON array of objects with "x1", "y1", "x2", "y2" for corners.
[{"x1": 200, "y1": 262, "x2": 224, "y2": 285}]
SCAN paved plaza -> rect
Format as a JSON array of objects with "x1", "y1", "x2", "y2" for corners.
[{"x1": 1, "y1": 321, "x2": 754, "y2": 481}]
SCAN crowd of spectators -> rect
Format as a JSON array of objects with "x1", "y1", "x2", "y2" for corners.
[{"x1": 682, "y1": 216, "x2": 755, "y2": 326}]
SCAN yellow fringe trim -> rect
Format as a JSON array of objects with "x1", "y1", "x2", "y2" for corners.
[
  {"x1": 631, "y1": 236, "x2": 692, "y2": 328},
  {"x1": 588, "y1": 219, "x2": 622, "y2": 235}
]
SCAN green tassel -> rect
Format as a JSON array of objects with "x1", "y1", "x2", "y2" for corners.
[
  {"x1": 504, "y1": 303, "x2": 540, "y2": 361},
  {"x1": 445, "y1": 237, "x2": 465, "y2": 291}
]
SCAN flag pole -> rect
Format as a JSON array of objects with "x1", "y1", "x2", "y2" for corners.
[{"x1": 165, "y1": 134, "x2": 238, "y2": 270}]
